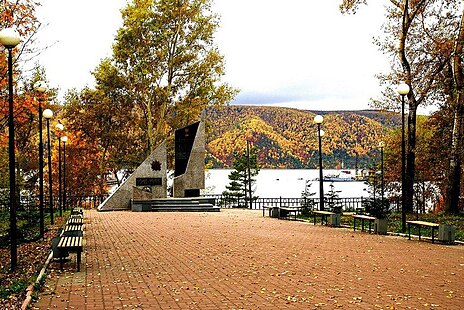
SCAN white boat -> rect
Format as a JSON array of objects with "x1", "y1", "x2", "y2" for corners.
[{"x1": 323, "y1": 170, "x2": 355, "y2": 182}]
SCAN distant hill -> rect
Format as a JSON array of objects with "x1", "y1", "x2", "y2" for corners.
[{"x1": 205, "y1": 105, "x2": 400, "y2": 169}]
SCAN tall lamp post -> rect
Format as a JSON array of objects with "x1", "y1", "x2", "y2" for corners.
[
  {"x1": 34, "y1": 81, "x2": 47, "y2": 238},
  {"x1": 314, "y1": 115, "x2": 324, "y2": 211},
  {"x1": 55, "y1": 123, "x2": 64, "y2": 216},
  {"x1": 1, "y1": 27, "x2": 21, "y2": 271},
  {"x1": 379, "y1": 141, "x2": 385, "y2": 205},
  {"x1": 43, "y1": 109, "x2": 54, "y2": 224},
  {"x1": 397, "y1": 82, "x2": 410, "y2": 233},
  {"x1": 61, "y1": 136, "x2": 68, "y2": 211}
]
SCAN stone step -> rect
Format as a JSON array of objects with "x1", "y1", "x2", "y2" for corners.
[
  {"x1": 132, "y1": 198, "x2": 219, "y2": 212},
  {"x1": 151, "y1": 206, "x2": 220, "y2": 212}
]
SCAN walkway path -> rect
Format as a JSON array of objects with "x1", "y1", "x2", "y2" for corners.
[{"x1": 34, "y1": 209, "x2": 463, "y2": 309}]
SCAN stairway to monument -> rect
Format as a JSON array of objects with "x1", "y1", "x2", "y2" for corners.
[{"x1": 131, "y1": 197, "x2": 220, "y2": 212}]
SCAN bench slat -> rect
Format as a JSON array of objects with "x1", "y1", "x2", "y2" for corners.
[
  {"x1": 280, "y1": 207, "x2": 300, "y2": 211},
  {"x1": 57, "y1": 236, "x2": 83, "y2": 249},
  {"x1": 406, "y1": 220, "x2": 439, "y2": 227},
  {"x1": 407, "y1": 220, "x2": 440, "y2": 243},
  {"x1": 313, "y1": 210, "x2": 335, "y2": 215},
  {"x1": 352, "y1": 214, "x2": 376, "y2": 220}
]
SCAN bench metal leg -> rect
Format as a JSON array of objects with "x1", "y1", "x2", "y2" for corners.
[
  {"x1": 353, "y1": 218, "x2": 357, "y2": 231},
  {"x1": 408, "y1": 223, "x2": 411, "y2": 240},
  {"x1": 361, "y1": 219, "x2": 365, "y2": 231},
  {"x1": 418, "y1": 227, "x2": 421, "y2": 240},
  {"x1": 432, "y1": 227, "x2": 435, "y2": 244},
  {"x1": 368, "y1": 221, "x2": 372, "y2": 233}
]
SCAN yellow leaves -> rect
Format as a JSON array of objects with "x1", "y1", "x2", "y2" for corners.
[{"x1": 206, "y1": 106, "x2": 387, "y2": 169}]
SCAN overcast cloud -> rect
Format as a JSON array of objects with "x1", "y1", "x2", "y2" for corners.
[{"x1": 35, "y1": 0, "x2": 391, "y2": 111}]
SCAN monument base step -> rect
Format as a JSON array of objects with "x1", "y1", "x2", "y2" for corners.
[{"x1": 131, "y1": 198, "x2": 220, "y2": 212}]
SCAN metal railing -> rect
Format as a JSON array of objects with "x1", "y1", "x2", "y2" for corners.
[{"x1": 203, "y1": 194, "x2": 368, "y2": 211}]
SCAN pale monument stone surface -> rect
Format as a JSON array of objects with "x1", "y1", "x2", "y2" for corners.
[{"x1": 97, "y1": 141, "x2": 167, "y2": 211}]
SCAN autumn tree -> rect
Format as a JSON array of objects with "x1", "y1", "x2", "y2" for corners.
[
  {"x1": 106, "y1": 0, "x2": 236, "y2": 154},
  {"x1": 62, "y1": 83, "x2": 143, "y2": 195},
  {"x1": 340, "y1": 0, "x2": 464, "y2": 214},
  {"x1": 1, "y1": 1, "x2": 44, "y2": 193},
  {"x1": 445, "y1": 7, "x2": 464, "y2": 213}
]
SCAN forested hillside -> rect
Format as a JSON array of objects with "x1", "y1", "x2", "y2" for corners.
[{"x1": 205, "y1": 105, "x2": 400, "y2": 169}]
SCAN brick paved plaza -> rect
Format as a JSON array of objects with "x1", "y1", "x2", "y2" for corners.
[{"x1": 33, "y1": 209, "x2": 463, "y2": 309}]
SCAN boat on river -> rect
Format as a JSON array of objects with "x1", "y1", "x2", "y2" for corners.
[{"x1": 323, "y1": 170, "x2": 357, "y2": 182}]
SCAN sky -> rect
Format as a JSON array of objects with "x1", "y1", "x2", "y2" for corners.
[{"x1": 35, "y1": 0, "x2": 392, "y2": 112}]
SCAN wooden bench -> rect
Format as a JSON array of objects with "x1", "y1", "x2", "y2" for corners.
[
  {"x1": 406, "y1": 220, "x2": 440, "y2": 243},
  {"x1": 67, "y1": 217, "x2": 83, "y2": 225},
  {"x1": 52, "y1": 214, "x2": 85, "y2": 271},
  {"x1": 63, "y1": 224, "x2": 83, "y2": 237},
  {"x1": 278, "y1": 206, "x2": 301, "y2": 220},
  {"x1": 71, "y1": 208, "x2": 83, "y2": 215},
  {"x1": 352, "y1": 214, "x2": 376, "y2": 233},
  {"x1": 312, "y1": 210, "x2": 335, "y2": 225},
  {"x1": 57, "y1": 236, "x2": 83, "y2": 271}
]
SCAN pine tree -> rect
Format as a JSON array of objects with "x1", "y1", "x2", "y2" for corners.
[
  {"x1": 222, "y1": 170, "x2": 245, "y2": 207},
  {"x1": 300, "y1": 180, "x2": 316, "y2": 216},
  {"x1": 222, "y1": 148, "x2": 259, "y2": 208},
  {"x1": 325, "y1": 182, "x2": 343, "y2": 213}
]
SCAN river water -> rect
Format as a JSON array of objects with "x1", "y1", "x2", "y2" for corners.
[{"x1": 204, "y1": 169, "x2": 368, "y2": 198}]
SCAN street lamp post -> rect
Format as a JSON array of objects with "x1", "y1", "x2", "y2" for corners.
[
  {"x1": 61, "y1": 136, "x2": 68, "y2": 211},
  {"x1": 43, "y1": 109, "x2": 54, "y2": 224},
  {"x1": 314, "y1": 115, "x2": 324, "y2": 211},
  {"x1": 379, "y1": 141, "x2": 385, "y2": 205},
  {"x1": 34, "y1": 81, "x2": 47, "y2": 238},
  {"x1": 397, "y1": 82, "x2": 410, "y2": 233},
  {"x1": 55, "y1": 123, "x2": 64, "y2": 216},
  {"x1": 1, "y1": 27, "x2": 21, "y2": 271}
]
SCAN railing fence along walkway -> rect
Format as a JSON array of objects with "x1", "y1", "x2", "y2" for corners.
[{"x1": 203, "y1": 194, "x2": 389, "y2": 212}]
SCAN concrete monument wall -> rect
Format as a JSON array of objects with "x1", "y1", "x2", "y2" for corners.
[
  {"x1": 97, "y1": 141, "x2": 167, "y2": 211},
  {"x1": 173, "y1": 120, "x2": 205, "y2": 198}
]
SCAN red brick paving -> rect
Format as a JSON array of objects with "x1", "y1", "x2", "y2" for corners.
[{"x1": 33, "y1": 209, "x2": 464, "y2": 309}]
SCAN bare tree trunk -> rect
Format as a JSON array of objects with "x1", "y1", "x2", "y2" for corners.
[
  {"x1": 445, "y1": 7, "x2": 464, "y2": 213},
  {"x1": 399, "y1": 0, "x2": 416, "y2": 213}
]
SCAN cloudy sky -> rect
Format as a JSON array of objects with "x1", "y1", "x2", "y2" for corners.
[{"x1": 35, "y1": 0, "x2": 391, "y2": 111}]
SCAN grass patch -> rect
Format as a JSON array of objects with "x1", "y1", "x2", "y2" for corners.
[
  {"x1": 302, "y1": 211, "x2": 464, "y2": 241},
  {"x1": 0, "y1": 279, "x2": 29, "y2": 299}
]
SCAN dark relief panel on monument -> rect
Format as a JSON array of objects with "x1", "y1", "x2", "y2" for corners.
[
  {"x1": 175, "y1": 121, "x2": 199, "y2": 177},
  {"x1": 136, "y1": 178, "x2": 162, "y2": 186}
]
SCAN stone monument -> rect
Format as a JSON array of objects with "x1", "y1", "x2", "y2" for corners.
[
  {"x1": 97, "y1": 116, "x2": 210, "y2": 211},
  {"x1": 173, "y1": 119, "x2": 206, "y2": 198},
  {"x1": 97, "y1": 141, "x2": 167, "y2": 211}
]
